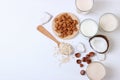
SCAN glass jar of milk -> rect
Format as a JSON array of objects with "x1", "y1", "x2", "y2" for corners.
[{"x1": 75, "y1": 0, "x2": 94, "y2": 14}]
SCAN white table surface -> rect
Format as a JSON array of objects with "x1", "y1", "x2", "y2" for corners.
[{"x1": 0, "y1": 0, "x2": 120, "y2": 80}]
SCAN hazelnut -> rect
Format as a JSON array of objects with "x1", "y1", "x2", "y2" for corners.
[
  {"x1": 89, "y1": 52, "x2": 95, "y2": 57},
  {"x1": 80, "y1": 70, "x2": 86, "y2": 75},
  {"x1": 82, "y1": 57, "x2": 86, "y2": 62},
  {"x1": 87, "y1": 59, "x2": 92, "y2": 64},
  {"x1": 76, "y1": 59, "x2": 81, "y2": 64},
  {"x1": 75, "y1": 53, "x2": 81, "y2": 58},
  {"x1": 80, "y1": 64, "x2": 84, "y2": 67}
]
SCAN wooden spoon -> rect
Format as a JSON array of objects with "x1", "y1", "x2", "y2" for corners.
[{"x1": 37, "y1": 25, "x2": 60, "y2": 46}]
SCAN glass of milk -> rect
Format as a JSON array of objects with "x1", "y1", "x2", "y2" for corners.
[
  {"x1": 86, "y1": 62, "x2": 106, "y2": 80},
  {"x1": 80, "y1": 19, "x2": 98, "y2": 37},
  {"x1": 99, "y1": 13, "x2": 118, "y2": 32},
  {"x1": 75, "y1": 0, "x2": 94, "y2": 14}
]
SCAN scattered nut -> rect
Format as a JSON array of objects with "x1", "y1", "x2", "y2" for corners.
[
  {"x1": 86, "y1": 54, "x2": 90, "y2": 58},
  {"x1": 74, "y1": 51, "x2": 96, "y2": 76},
  {"x1": 80, "y1": 64, "x2": 84, "y2": 67},
  {"x1": 75, "y1": 53, "x2": 81, "y2": 58},
  {"x1": 82, "y1": 57, "x2": 86, "y2": 62},
  {"x1": 76, "y1": 59, "x2": 81, "y2": 64},
  {"x1": 87, "y1": 59, "x2": 92, "y2": 64},
  {"x1": 80, "y1": 70, "x2": 86, "y2": 75},
  {"x1": 89, "y1": 52, "x2": 95, "y2": 57}
]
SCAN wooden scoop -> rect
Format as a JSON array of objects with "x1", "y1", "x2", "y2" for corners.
[{"x1": 37, "y1": 25, "x2": 60, "y2": 46}]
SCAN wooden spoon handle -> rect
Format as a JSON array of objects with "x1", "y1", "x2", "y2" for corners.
[{"x1": 37, "y1": 25, "x2": 60, "y2": 45}]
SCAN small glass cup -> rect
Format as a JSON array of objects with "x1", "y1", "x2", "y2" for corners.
[
  {"x1": 86, "y1": 62, "x2": 106, "y2": 80},
  {"x1": 99, "y1": 13, "x2": 118, "y2": 32},
  {"x1": 80, "y1": 19, "x2": 98, "y2": 38},
  {"x1": 75, "y1": 0, "x2": 94, "y2": 14}
]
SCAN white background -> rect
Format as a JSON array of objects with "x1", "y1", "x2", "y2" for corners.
[{"x1": 0, "y1": 0, "x2": 120, "y2": 80}]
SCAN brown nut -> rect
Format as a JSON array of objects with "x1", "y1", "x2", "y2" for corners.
[
  {"x1": 82, "y1": 57, "x2": 86, "y2": 62},
  {"x1": 87, "y1": 59, "x2": 92, "y2": 64},
  {"x1": 80, "y1": 70, "x2": 86, "y2": 75},
  {"x1": 86, "y1": 54, "x2": 90, "y2": 58},
  {"x1": 89, "y1": 52, "x2": 95, "y2": 57},
  {"x1": 75, "y1": 53, "x2": 81, "y2": 58},
  {"x1": 76, "y1": 59, "x2": 81, "y2": 64},
  {"x1": 80, "y1": 64, "x2": 84, "y2": 67},
  {"x1": 55, "y1": 18, "x2": 58, "y2": 22}
]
